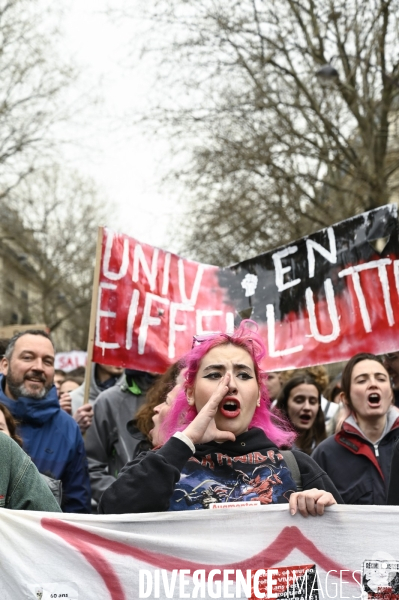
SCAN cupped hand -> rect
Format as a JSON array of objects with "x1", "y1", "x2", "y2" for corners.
[
  {"x1": 183, "y1": 373, "x2": 236, "y2": 445},
  {"x1": 289, "y1": 488, "x2": 337, "y2": 517},
  {"x1": 73, "y1": 404, "x2": 93, "y2": 433}
]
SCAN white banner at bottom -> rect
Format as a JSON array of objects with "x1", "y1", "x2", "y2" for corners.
[{"x1": 0, "y1": 505, "x2": 397, "y2": 600}]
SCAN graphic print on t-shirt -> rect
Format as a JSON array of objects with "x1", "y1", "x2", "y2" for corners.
[{"x1": 169, "y1": 449, "x2": 297, "y2": 510}]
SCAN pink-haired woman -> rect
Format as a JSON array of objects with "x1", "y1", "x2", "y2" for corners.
[{"x1": 99, "y1": 322, "x2": 341, "y2": 515}]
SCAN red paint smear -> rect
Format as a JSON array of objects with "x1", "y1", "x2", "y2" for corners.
[
  {"x1": 42, "y1": 519, "x2": 355, "y2": 600},
  {"x1": 42, "y1": 520, "x2": 125, "y2": 600}
]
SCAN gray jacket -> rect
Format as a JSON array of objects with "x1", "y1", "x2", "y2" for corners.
[
  {"x1": 70, "y1": 364, "x2": 124, "y2": 415},
  {"x1": 84, "y1": 373, "x2": 154, "y2": 503}
]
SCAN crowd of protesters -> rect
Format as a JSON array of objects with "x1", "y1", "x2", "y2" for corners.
[{"x1": 0, "y1": 326, "x2": 399, "y2": 514}]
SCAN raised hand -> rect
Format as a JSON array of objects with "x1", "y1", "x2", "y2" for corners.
[
  {"x1": 183, "y1": 373, "x2": 236, "y2": 445},
  {"x1": 73, "y1": 404, "x2": 93, "y2": 433}
]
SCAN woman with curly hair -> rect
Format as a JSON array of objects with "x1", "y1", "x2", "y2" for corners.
[
  {"x1": 134, "y1": 361, "x2": 183, "y2": 440},
  {"x1": 85, "y1": 363, "x2": 182, "y2": 506}
]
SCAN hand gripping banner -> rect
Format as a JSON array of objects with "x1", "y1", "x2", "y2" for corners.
[{"x1": 92, "y1": 204, "x2": 399, "y2": 373}]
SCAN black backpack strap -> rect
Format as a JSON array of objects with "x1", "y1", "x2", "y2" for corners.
[{"x1": 280, "y1": 450, "x2": 303, "y2": 492}]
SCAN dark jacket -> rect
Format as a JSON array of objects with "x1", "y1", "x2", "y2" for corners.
[
  {"x1": 312, "y1": 409, "x2": 399, "y2": 504},
  {"x1": 0, "y1": 375, "x2": 91, "y2": 513},
  {"x1": 0, "y1": 433, "x2": 61, "y2": 511},
  {"x1": 84, "y1": 372, "x2": 154, "y2": 503},
  {"x1": 98, "y1": 427, "x2": 342, "y2": 514},
  {"x1": 387, "y1": 437, "x2": 399, "y2": 504}
]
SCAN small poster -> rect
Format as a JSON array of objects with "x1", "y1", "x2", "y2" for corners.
[
  {"x1": 27, "y1": 582, "x2": 79, "y2": 600},
  {"x1": 249, "y1": 564, "x2": 319, "y2": 600},
  {"x1": 362, "y1": 560, "x2": 399, "y2": 599}
]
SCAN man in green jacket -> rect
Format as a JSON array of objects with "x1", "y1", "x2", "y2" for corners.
[{"x1": 0, "y1": 433, "x2": 61, "y2": 511}]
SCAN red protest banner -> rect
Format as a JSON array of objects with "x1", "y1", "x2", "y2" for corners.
[
  {"x1": 92, "y1": 205, "x2": 399, "y2": 373},
  {"x1": 92, "y1": 229, "x2": 235, "y2": 373}
]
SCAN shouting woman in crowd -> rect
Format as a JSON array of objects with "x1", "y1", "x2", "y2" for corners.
[
  {"x1": 275, "y1": 375, "x2": 326, "y2": 455},
  {"x1": 312, "y1": 352, "x2": 399, "y2": 504},
  {"x1": 85, "y1": 362, "x2": 180, "y2": 506},
  {"x1": 99, "y1": 321, "x2": 341, "y2": 515}
]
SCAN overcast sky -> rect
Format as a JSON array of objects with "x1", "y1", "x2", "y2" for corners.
[{"x1": 61, "y1": 0, "x2": 184, "y2": 252}]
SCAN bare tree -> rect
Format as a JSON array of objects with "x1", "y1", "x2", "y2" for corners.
[
  {"x1": 0, "y1": 0, "x2": 110, "y2": 349},
  {"x1": 0, "y1": 0, "x2": 77, "y2": 200},
  {"x1": 129, "y1": 0, "x2": 399, "y2": 264},
  {"x1": 1, "y1": 166, "x2": 109, "y2": 349}
]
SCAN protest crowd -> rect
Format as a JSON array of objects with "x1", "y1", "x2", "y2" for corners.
[
  {"x1": 3, "y1": 211, "x2": 399, "y2": 599},
  {"x1": 1, "y1": 211, "x2": 399, "y2": 600},
  {"x1": 1, "y1": 319, "x2": 399, "y2": 513}
]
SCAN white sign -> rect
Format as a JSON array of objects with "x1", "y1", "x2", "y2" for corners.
[
  {"x1": 27, "y1": 582, "x2": 78, "y2": 600},
  {"x1": 0, "y1": 506, "x2": 397, "y2": 599},
  {"x1": 54, "y1": 351, "x2": 87, "y2": 372}
]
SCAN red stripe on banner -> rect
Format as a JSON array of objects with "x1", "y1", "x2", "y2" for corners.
[
  {"x1": 42, "y1": 519, "x2": 125, "y2": 599},
  {"x1": 42, "y1": 519, "x2": 353, "y2": 598}
]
